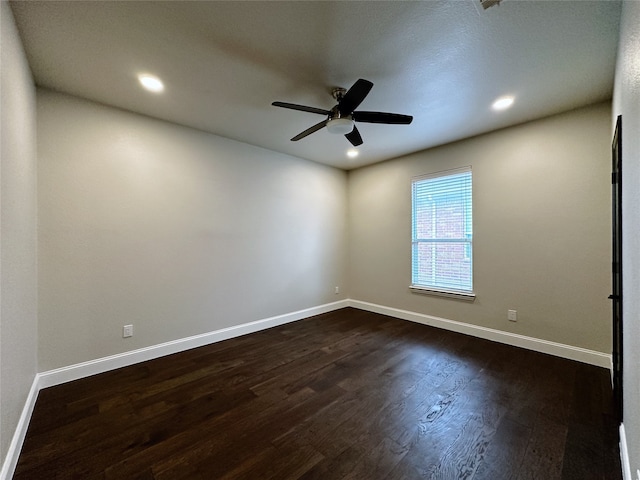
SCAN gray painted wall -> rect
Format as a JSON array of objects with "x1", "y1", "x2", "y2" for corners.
[
  {"x1": 348, "y1": 103, "x2": 612, "y2": 353},
  {"x1": 37, "y1": 90, "x2": 348, "y2": 371},
  {"x1": 0, "y1": 0, "x2": 38, "y2": 465},
  {"x1": 613, "y1": 1, "x2": 640, "y2": 476}
]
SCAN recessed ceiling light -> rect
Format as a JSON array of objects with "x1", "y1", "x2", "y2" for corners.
[
  {"x1": 492, "y1": 96, "x2": 514, "y2": 111},
  {"x1": 138, "y1": 74, "x2": 164, "y2": 93},
  {"x1": 347, "y1": 149, "x2": 359, "y2": 158}
]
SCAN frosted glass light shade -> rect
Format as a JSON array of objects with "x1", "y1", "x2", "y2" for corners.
[{"x1": 326, "y1": 118, "x2": 354, "y2": 135}]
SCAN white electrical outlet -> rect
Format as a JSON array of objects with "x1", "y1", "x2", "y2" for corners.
[
  {"x1": 123, "y1": 324, "x2": 133, "y2": 338},
  {"x1": 507, "y1": 310, "x2": 517, "y2": 322},
  {"x1": 335, "y1": 286, "x2": 340, "y2": 294}
]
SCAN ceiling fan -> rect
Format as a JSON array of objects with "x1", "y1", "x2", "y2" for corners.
[{"x1": 272, "y1": 79, "x2": 413, "y2": 147}]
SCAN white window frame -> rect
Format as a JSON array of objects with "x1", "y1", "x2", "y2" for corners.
[{"x1": 410, "y1": 166, "x2": 475, "y2": 300}]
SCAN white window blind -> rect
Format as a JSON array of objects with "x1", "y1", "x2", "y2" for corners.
[{"x1": 411, "y1": 167, "x2": 473, "y2": 295}]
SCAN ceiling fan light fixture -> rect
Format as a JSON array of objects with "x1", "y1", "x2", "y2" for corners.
[{"x1": 326, "y1": 117, "x2": 354, "y2": 135}]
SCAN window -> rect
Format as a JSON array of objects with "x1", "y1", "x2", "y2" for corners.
[{"x1": 411, "y1": 167, "x2": 473, "y2": 298}]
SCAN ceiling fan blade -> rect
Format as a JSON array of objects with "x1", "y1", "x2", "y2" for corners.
[
  {"x1": 272, "y1": 102, "x2": 331, "y2": 116},
  {"x1": 352, "y1": 111, "x2": 413, "y2": 124},
  {"x1": 291, "y1": 120, "x2": 328, "y2": 141},
  {"x1": 338, "y1": 79, "x2": 374, "y2": 115},
  {"x1": 345, "y1": 126, "x2": 363, "y2": 147}
]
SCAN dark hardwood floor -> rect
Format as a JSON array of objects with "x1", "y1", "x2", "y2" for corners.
[{"x1": 14, "y1": 308, "x2": 622, "y2": 479}]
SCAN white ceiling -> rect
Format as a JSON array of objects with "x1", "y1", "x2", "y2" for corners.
[{"x1": 10, "y1": 0, "x2": 621, "y2": 170}]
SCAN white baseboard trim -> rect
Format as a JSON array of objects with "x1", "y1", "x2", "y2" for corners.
[
  {"x1": 348, "y1": 300, "x2": 612, "y2": 369},
  {"x1": 620, "y1": 423, "x2": 632, "y2": 480},
  {"x1": 611, "y1": 357, "x2": 615, "y2": 388},
  {"x1": 1, "y1": 299, "x2": 348, "y2": 479},
  {"x1": 39, "y1": 299, "x2": 350, "y2": 389},
  {"x1": 2, "y1": 298, "x2": 613, "y2": 479},
  {"x1": 0, "y1": 375, "x2": 40, "y2": 480}
]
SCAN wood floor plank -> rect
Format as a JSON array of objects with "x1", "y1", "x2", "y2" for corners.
[
  {"x1": 13, "y1": 308, "x2": 622, "y2": 479},
  {"x1": 516, "y1": 414, "x2": 568, "y2": 480},
  {"x1": 472, "y1": 415, "x2": 532, "y2": 480}
]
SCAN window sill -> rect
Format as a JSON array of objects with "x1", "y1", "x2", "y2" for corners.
[{"x1": 409, "y1": 285, "x2": 476, "y2": 301}]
